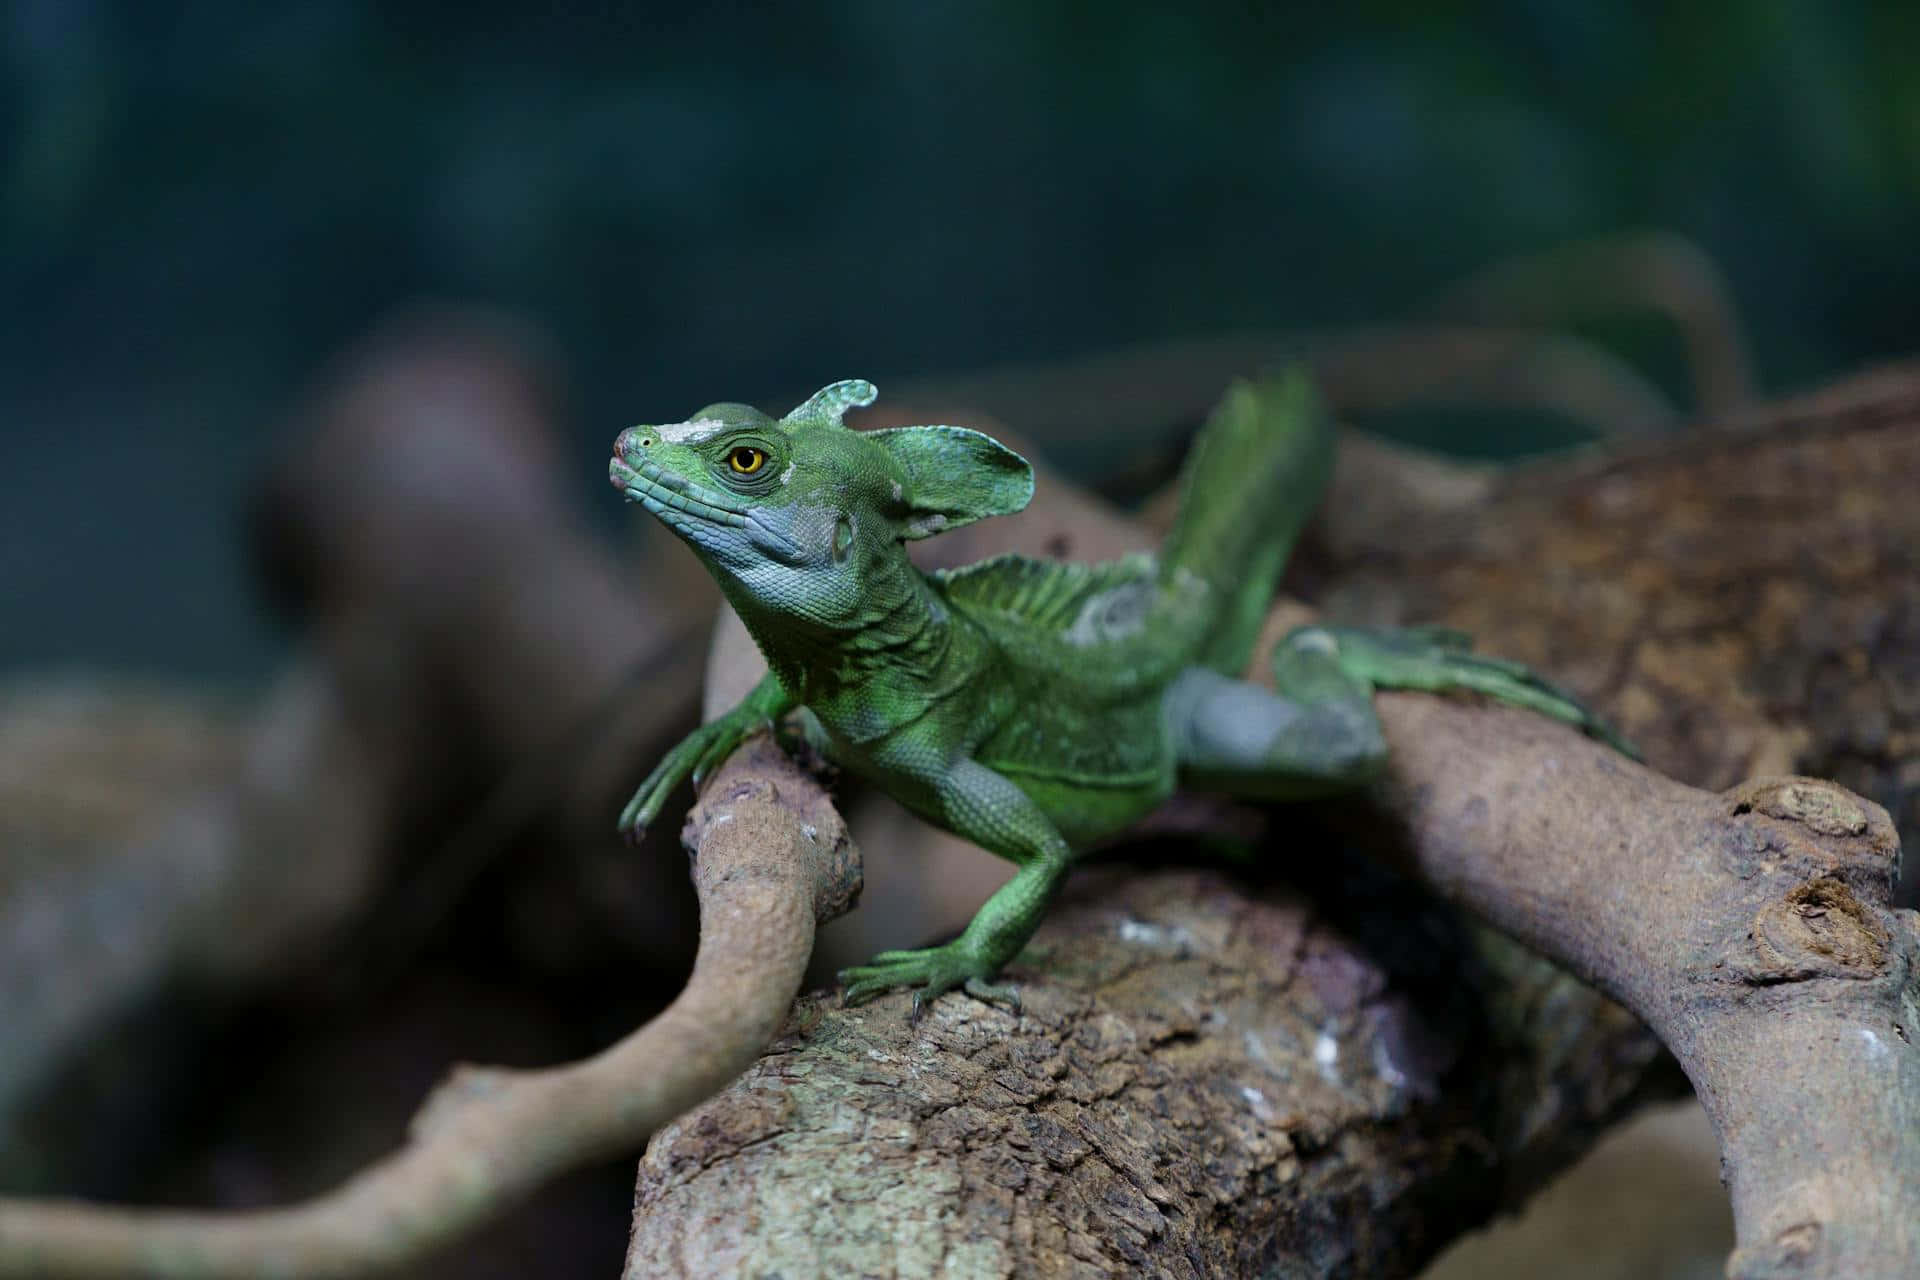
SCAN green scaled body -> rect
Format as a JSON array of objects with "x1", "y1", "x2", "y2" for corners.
[{"x1": 611, "y1": 373, "x2": 1632, "y2": 1016}]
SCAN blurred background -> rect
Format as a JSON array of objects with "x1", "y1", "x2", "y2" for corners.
[
  {"x1": 6, "y1": 0, "x2": 1918, "y2": 678},
  {"x1": 5, "y1": 4, "x2": 1917, "y2": 1277}
]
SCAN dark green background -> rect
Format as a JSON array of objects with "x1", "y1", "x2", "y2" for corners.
[{"x1": 6, "y1": 2, "x2": 1916, "y2": 680}]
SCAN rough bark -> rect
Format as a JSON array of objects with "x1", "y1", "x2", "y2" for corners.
[
  {"x1": 631, "y1": 720, "x2": 1909, "y2": 1279},
  {"x1": 628, "y1": 857, "x2": 1666, "y2": 1279}
]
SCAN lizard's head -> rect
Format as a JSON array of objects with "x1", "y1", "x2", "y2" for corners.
[{"x1": 610, "y1": 378, "x2": 1033, "y2": 613}]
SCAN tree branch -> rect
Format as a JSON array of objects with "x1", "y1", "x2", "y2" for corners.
[
  {"x1": 0, "y1": 738, "x2": 857, "y2": 1278},
  {"x1": 1367, "y1": 697, "x2": 1915, "y2": 1278},
  {"x1": 628, "y1": 697, "x2": 1908, "y2": 1277}
]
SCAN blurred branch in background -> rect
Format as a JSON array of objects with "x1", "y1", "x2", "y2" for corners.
[
  {"x1": 892, "y1": 323, "x2": 1683, "y2": 455},
  {"x1": 1415, "y1": 231, "x2": 1756, "y2": 417},
  {"x1": 1, "y1": 312, "x2": 723, "y2": 1272},
  {"x1": 896, "y1": 230, "x2": 1763, "y2": 461},
  {"x1": 0, "y1": 736, "x2": 857, "y2": 1278}
]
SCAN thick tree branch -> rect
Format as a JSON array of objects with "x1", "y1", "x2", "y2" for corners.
[
  {"x1": 628, "y1": 698, "x2": 1907, "y2": 1277},
  {"x1": 1367, "y1": 698, "x2": 1915, "y2": 1279},
  {"x1": 1313, "y1": 359, "x2": 1920, "y2": 892},
  {"x1": 624, "y1": 738, "x2": 1665, "y2": 1274},
  {"x1": 0, "y1": 737, "x2": 858, "y2": 1278}
]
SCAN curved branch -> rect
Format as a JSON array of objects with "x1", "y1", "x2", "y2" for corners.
[
  {"x1": 0, "y1": 738, "x2": 857, "y2": 1279},
  {"x1": 1368, "y1": 697, "x2": 1917, "y2": 1279},
  {"x1": 1415, "y1": 230, "x2": 1756, "y2": 415},
  {"x1": 887, "y1": 324, "x2": 1680, "y2": 447}
]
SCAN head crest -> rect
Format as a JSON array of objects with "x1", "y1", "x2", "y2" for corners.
[
  {"x1": 784, "y1": 379, "x2": 878, "y2": 427},
  {"x1": 870, "y1": 425, "x2": 1034, "y2": 538}
]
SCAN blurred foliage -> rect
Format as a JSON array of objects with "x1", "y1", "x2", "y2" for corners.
[{"x1": 3, "y1": 1, "x2": 1917, "y2": 678}]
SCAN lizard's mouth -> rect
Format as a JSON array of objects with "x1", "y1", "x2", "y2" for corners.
[
  {"x1": 609, "y1": 453, "x2": 808, "y2": 563},
  {"x1": 608, "y1": 455, "x2": 749, "y2": 530}
]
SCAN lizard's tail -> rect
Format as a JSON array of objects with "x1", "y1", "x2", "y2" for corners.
[{"x1": 1158, "y1": 368, "x2": 1335, "y2": 675}]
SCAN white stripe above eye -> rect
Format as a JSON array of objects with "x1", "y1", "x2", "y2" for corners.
[{"x1": 654, "y1": 417, "x2": 729, "y2": 445}]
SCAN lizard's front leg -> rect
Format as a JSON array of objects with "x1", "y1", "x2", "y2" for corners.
[
  {"x1": 839, "y1": 757, "x2": 1072, "y2": 1020},
  {"x1": 618, "y1": 671, "x2": 795, "y2": 839}
]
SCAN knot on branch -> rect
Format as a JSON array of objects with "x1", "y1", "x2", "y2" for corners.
[
  {"x1": 1741, "y1": 878, "x2": 1892, "y2": 984},
  {"x1": 1721, "y1": 776, "x2": 1900, "y2": 898},
  {"x1": 1726, "y1": 1221, "x2": 1826, "y2": 1280},
  {"x1": 1735, "y1": 779, "x2": 1870, "y2": 839}
]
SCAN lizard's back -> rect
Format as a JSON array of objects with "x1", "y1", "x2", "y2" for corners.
[
  {"x1": 933, "y1": 371, "x2": 1334, "y2": 805},
  {"x1": 935, "y1": 553, "x2": 1185, "y2": 806}
]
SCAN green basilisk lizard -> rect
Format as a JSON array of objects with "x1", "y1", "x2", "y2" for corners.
[{"x1": 610, "y1": 373, "x2": 1631, "y2": 1016}]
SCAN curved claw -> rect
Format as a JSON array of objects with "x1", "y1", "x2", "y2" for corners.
[
  {"x1": 618, "y1": 753, "x2": 686, "y2": 840},
  {"x1": 963, "y1": 976, "x2": 1021, "y2": 1014},
  {"x1": 618, "y1": 701, "x2": 787, "y2": 842},
  {"x1": 618, "y1": 721, "x2": 729, "y2": 840},
  {"x1": 689, "y1": 726, "x2": 750, "y2": 788},
  {"x1": 838, "y1": 940, "x2": 1011, "y2": 1020},
  {"x1": 617, "y1": 768, "x2": 670, "y2": 842}
]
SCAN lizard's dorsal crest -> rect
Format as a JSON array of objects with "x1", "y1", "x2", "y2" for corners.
[
  {"x1": 871, "y1": 424, "x2": 1034, "y2": 539},
  {"x1": 784, "y1": 378, "x2": 878, "y2": 428}
]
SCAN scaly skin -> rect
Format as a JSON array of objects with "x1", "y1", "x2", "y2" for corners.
[{"x1": 611, "y1": 374, "x2": 1634, "y2": 1017}]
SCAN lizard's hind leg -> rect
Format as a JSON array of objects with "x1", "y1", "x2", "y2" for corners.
[
  {"x1": 1168, "y1": 622, "x2": 1636, "y2": 801},
  {"x1": 1285, "y1": 624, "x2": 1639, "y2": 758},
  {"x1": 1166, "y1": 650, "x2": 1389, "y2": 800}
]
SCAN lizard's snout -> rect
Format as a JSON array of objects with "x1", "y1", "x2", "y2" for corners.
[
  {"x1": 609, "y1": 428, "x2": 656, "y2": 496},
  {"x1": 612, "y1": 427, "x2": 655, "y2": 462}
]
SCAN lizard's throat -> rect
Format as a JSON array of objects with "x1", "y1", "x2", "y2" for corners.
[{"x1": 722, "y1": 555, "x2": 952, "y2": 693}]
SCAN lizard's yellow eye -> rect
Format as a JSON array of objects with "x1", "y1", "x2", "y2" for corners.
[{"x1": 727, "y1": 446, "x2": 767, "y2": 475}]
